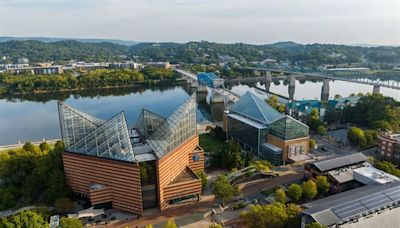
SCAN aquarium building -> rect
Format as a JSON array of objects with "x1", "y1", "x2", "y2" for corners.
[{"x1": 58, "y1": 94, "x2": 204, "y2": 215}]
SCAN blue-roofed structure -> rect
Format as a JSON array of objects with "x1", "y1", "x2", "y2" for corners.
[
  {"x1": 230, "y1": 92, "x2": 284, "y2": 125},
  {"x1": 224, "y1": 91, "x2": 310, "y2": 165},
  {"x1": 328, "y1": 96, "x2": 360, "y2": 110},
  {"x1": 197, "y1": 72, "x2": 224, "y2": 88}
]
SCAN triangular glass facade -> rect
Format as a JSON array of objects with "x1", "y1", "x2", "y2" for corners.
[
  {"x1": 230, "y1": 92, "x2": 283, "y2": 125},
  {"x1": 135, "y1": 109, "x2": 166, "y2": 139},
  {"x1": 147, "y1": 94, "x2": 197, "y2": 159},
  {"x1": 58, "y1": 102, "x2": 105, "y2": 148},
  {"x1": 268, "y1": 116, "x2": 309, "y2": 140},
  {"x1": 67, "y1": 112, "x2": 136, "y2": 162}
]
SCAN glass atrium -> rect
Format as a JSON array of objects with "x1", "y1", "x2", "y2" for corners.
[{"x1": 58, "y1": 94, "x2": 197, "y2": 163}]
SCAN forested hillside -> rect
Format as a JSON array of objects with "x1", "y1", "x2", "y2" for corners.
[{"x1": 1, "y1": 40, "x2": 399, "y2": 66}]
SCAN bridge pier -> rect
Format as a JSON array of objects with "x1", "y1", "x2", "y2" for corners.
[
  {"x1": 373, "y1": 85, "x2": 381, "y2": 94},
  {"x1": 211, "y1": 90, "x2": 225, "y2": 103},
  {"x1": 197, "y1": 84, "x2": 208, "y2": 92},
  {"x1": 321, "y1": 79, "x2": 330, "y2": 102},
  {"x1": 288, "y1": 76, "x2": 296, "y2": 100},
  {"x1": 265, "y1": 71, "x2": 272, "y2": 92}
]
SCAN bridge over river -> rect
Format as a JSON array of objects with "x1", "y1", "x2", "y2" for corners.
[{"x1": 241, "y1": 67, "x2": 400, "y2": 94}]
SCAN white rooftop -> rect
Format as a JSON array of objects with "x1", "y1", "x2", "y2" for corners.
[{"x1": 353, "y1": 164, "x2": 399, "y2": 185}]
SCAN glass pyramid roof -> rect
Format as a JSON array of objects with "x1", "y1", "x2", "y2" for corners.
[
  {"x1": 230, "y1": 91, "x2": 284, "y2": 125},
  {"x1": 134, "y1": 109, "x2": 166, "y2": 139},
  {"x1": 66, "y1": 112, "x2": 136, "y2": 162},
  {"x1": 58, "y1": 102, "x2": 105, "y2": 148},
  {"x1": 146, "y1": 94, "x2": 197, "y2": 159}
]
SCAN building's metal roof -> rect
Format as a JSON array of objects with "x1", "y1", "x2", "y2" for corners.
[
  {"x1": 230, "y1": 91, "x2": 284, "y2": 125},
  {"x1": 310, "y1": 153, "x2": 368, "y2": 172},
  {"x1": 302, "y1": 181, "x2": 400, "y2": 227},
  {"x1": 228, "y1": 113, "x2": 267, "y2": 129}
]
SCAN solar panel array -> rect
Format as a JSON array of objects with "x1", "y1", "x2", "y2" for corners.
[{"x1": 332, "y1": 185, "x2": 400, "y2": 220}]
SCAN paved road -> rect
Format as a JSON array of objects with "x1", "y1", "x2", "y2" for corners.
[
  {"x1": 111, "y1": 172, "x2": 304, "y2": 228},
  {"x1": 240, "y1": 172, "x2": 304, "y2": 196}
]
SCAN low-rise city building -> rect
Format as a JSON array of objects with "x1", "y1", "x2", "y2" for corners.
[
  {"x1": 377, "y1": 132, "x2": 400, "y2": 162},
  {"x1": 223, "y1": 91, "x2": 310, "y2": 165},
  {"x1": 305, "y1": 153, "x2": 399, "y2": 193},
  {"x1": 301, "y1": 181, "x2": 400, "y2": 228},
  {"x1": 6, "y1": 65, "x2": 64, "y2": 75}
]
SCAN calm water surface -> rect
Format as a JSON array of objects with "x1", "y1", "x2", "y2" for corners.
[
  {"x1": 0, "y1": 85, "x2": 207, "y2": 145},
  {"x1": 0, "y1": 79, "x2": 399, "y2": 145}
]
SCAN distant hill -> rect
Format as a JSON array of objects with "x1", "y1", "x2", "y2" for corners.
[
  {"x1": 0, "y1": 39, "x2": 399, "y2": 65},
  {"x1": 0, "y1": 36, "x2": 140, "y2": 46}
]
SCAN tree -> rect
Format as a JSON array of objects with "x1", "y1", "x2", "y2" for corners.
[
  {"x1": 39, "y1": 142, "x2": 51, "y2": 151},
  {"x1": 275, "y1": 188, "x2": 287, "y2": 204},
  {"x1": 347, "y1": 127, "x2": 366, "y2": 147},
  {"x1": 196, "y1": 171, "x2": 208, "y2": 191},
  {"x1": 307, "y1": 109, "x2": 325, "y2": 132},
  {"x1": 305, "y1": 222, "x2": 327, "y2": 228},
  {"x1": 287, "y1": 183, "x2": 302, "y2": 202},
  {"x1": 164, "y1": 219, "x2": 178, "y2": 228},
  {"x1": 317, "y1": 125, "x2": 327, "y2": 136},
  {"x1": 342, "y1": 94, "x2": 400, "y2": 132},
  {"x1": 254, "y1": 160, "x2": 272, "y2": 173},
  {"x1": 23, "y1": 142, "x2": 36, "y2": 153},
  {"x1": 263, "y1": 202, "x2": 289, "y2": 227},
  {"x1": 0, "y1": 210, "x2": 49, "y2": 228},
  {"x1": 220, "y1": 140, "x2": 244, "y2": 170},
  {"x1": 334, "y1": 94, "x2": 342, "y2": 99},
  {"x1": 55, "y1": 197, "x2": 74, "y2": 213},
  {"x1": 316, "y1": 176, "x2": 330, "y2": 195},
  {"x1": 212, "y1": 175, "x2": 239, "y2": 206},
  {"x1": 309, "y1": 139, "x2": 317, "y2": 150},
  {"x1": 374, "y1": 161, "x2": 400, "y2": 177},
  {"x1": 266, "y1": 95, "x2": 286, "y2": 113},
  {"x1": 302, "y1": 180, "x2": 318, "y2": 199},
  {"x1": 240, "y1": 205, "x2": 267, "y2": 228},
  {"x1": 60, "y1": 217, "x2": 83, "y2": 228}
]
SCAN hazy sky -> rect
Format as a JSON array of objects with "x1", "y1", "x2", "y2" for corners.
[{"x1": 1, "y1": 0, "x2": 399, "y2": 45}]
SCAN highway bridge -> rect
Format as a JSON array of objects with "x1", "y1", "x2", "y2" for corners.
[{"x1": 241, "y1": 67, "x2": 400, "y2": 91}]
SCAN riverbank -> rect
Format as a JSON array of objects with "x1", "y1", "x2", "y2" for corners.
[{"x1": 0, "y1": 78, "x2": 184, "y2": 96}]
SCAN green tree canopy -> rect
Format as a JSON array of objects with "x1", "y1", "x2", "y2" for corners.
[
  {"x1": 39, "y1": 142, "x2": 51, "y2": 152},
  {"x1": 163, "y1": 219, "x2": 178, "y2": 228},
  {"x1": 60, "y1": 217, "x2": 83, "y2": 228},
  {"x1": 287, "y1": 183, "x2": 302, "y2": 202},
  {"x1": 316, "y1": 176, "x2": 330, "y2": 195},
  {"x1": 275, "y1": 188, "x2": 287, "y2": 204},
  {"x1": 0, "y1": 210, "x2": 49, "y2": 228},
  {"x1": 266, "y1": 95, "x2": 286, "y2": 113},
  {"x1": 302, "y1": 180, "x2": 318, "y2": 199},
  {"x1": 305, "y1": 222, "x2": 327, "y2": 228},
  {"x1": 212, "y1": 175, "x2": 240, "y2": 206}
]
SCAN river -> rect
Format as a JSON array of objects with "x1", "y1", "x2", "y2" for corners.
[{"x1": 0, "y1": 78, "x2": 399, "y2": 146}]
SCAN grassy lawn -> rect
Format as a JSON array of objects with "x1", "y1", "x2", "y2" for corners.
[{"x1": 199, "y1": 133, "x2": 225, "y2": 153}]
